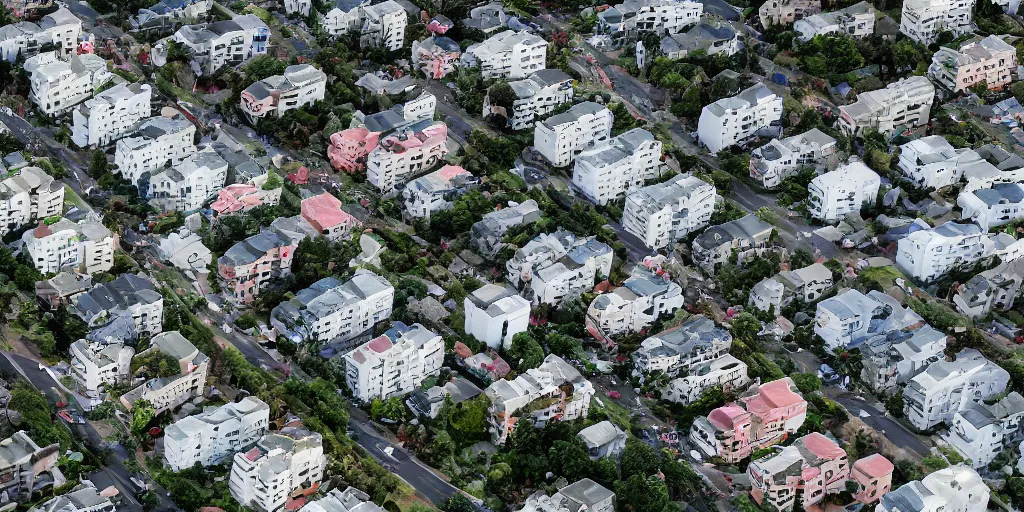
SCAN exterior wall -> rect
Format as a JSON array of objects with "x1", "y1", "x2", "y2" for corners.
[
  {"x1": 534, "y1": 105, "x2": 613, "y2": 167},
  {"x1": 71, "y1": 84, "x2": 152, "y2": 148},
  {"x1": 900, "y1": 0, "x2": 976, "y2": 45},
  {"x1": 114, "y1": 122, "x2": 197, "y2": 185},
  {"x1": 697, "y1": 85, "x2": 784, "y2": 154}
]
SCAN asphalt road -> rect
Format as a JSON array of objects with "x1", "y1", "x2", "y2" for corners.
[
  {"x1": 0, "y1": 110, "x2": 96, "y2": 197},
  {"x1": 826, "y1": 389, "x2": 932, "y2": 458}
]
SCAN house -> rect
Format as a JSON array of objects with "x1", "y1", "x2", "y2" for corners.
[
  {"x1": 462, "y1": 1, "x2": 507, "y2": 34},
  {"x1": 659, "y1": 18, "x2": 739, "y2": 59},
  {"x1": 461, "y1": 30, "x2": 548, "y2": 80},
  {"x1": 860, "y1": 324, "x2": 948, "y2": 392},
  {"x1": 119, "y1": 331, "x2": 209, "y2": 414},
  {"x1": 929, "y1": 35, "x2": 1018, "y2": 93},
  {"x1": 470, "y1": 199, "x2": 542, "y2": 258},
  {"x1": 25, "y1": 52, "x2": 110, "y2": 117},
  {"x1": 958, "y1": 182, "x2": 1024, "y2": 231},
  {"x1": 749, "y1": 433, "x2": 851, "y2": 511},
  {"x1": 0, "y1": 166, "x2": 65, "y2": 236},
  {"x1": 758, "y1": 0, "x2": 821, "y2": 27},
  {"x1": 406, "y1": 377, "x2": 482, "y2": 418},
  {"x1": 602, "y1": 0, "x2": 703, "y2": 39},
  {"x1": 353, "y1": 73, "x2": 416, "y2": 97},
  {"x1": 485, "y1": 354, "x2": 595, "y2": 444},
  {"x1": 240, "y1": 64, "x2": 327, "y2": 120},
  {"x1": 943, "y1": 392, "x2": 1024, "y2": 468},
  {"x1": 691, "y1": 214, "x2": 773, "y2": 270},
  {"x1": 147, "y1": 147, "x2": 228, "y2": 212},
  {"x1": 163, "y1": 397, "x2": 270, "y2": 471},
  {"x1": 807, "y1": 157, "x2": 881, "y2": 223},
  {"x1": 749, "y1": 263, "x2": 834, "y2": 314},
  {"x1": 366, "y1": 120, "x2": 449, "y2": 193},
  {"x1": 327, "y1": 92, "x2": 437, "y2": 173},
  {"x1": 519, "y1": 479, "x2": 615, "y2": 512},
  {"x1": 29, "y1": 484, "x2": 115, "y2": 512},
  {"x1": 896, "y1": 135, "x2": 970, "y2": 190},
  {"x1": 900, "y1": 0, "x2": 975, "y2": 45},
  {"x1": 228, "y1": 428, "x2": 327, "y2": 512},
  {"x1": 72, "y1": 273, "x2": 163, "y2": 341},
  {"x1": 506, "y1": 230, "x2": 614, "y2": 305},
  {"x1": 896, "y1": 222, "x2": 992, "y2": 284},
  {"x1": 130, "y1": 0, "x2": 211, "y2": 31},
  {"x1": 851, "y1": 454, "x2": 895, "y2": 505},
  {"x1": 586, "y1": 267, "x2": 684, "y2": 337},
  {"x1": 71, "y1": 82, "x2": 152, "y2": 147},
  {"x1": 320, "y1": 0, "x2": 369, "y2": 37},
  {"x1": 904, "y1": 348, "x2": 1010, "y2": 431},
  {"x1": 39, "y1": 7, "x2": 81, "y2": 59},
  {"x1": 22, "y1": 216, "x2": 113, "y2": 275},
  {"x1": 169, "y1": 17, "x2": 269, "y2": 76},
  {"x1": 344, "y1": 322, "x2": 443, "y2": 402},
  {"x1": 697, "y1": 83, "x2": 783, "y2": 154},
  {"x1": 113, "y1": 116, "x2": 197, "y2": 186},
  {"x1": 632, "y1": 315, "x2": 732, "y2": 376},
  {"x1": 402, "y1": 164, "x2": 476, "y2": 219},
  {"x1": 690, "y1": 378, "x2": 808, "y2": 463},
  {"x1": 284, "y1": 0, "x2": 310, "y2": 16},
  {"x1": 300, "y1": 192, "x2": 360, "y2": 241},
  {"x1": 953, "y1": 257, "x2": 1024, "y2": 318},
  {"x1": 837, "y1": 76, "x2": 934, "y2": 136},
  {"x1": 35, "y1": 272, "x2": 92, "y2": 311},
  {"x1": 411, "y1": 36, "x2": 461, "y2": 79},
  {"x1": 749, "y1": 129, "x2": 838, "y2": 189},
  {"x1": 298, "y1": 487, "x2": 384, "y2": 512},
  {"x1": 271, "y1": 271, "x2": 395, "y2": 347},
  {"x1": 0, "y1": 432, "x2": 60, "y2": 506},
  {"x1": 535, "y1": 102, "x2": 614, "y2": 168},
  {"x1": 0, "y1": 22, "x2": 50, "y2": 63},
  {"x1": 794, "y1": 1, "x2": 875, "y2": 41},
  {"x1": 464, "y1": 284, "x2": 531, "y2": 350},
  {"x1": 664, "y1": 354, "x2": 749, "y2": 404},
  {"x1": 577, "y1": 421, "x2": 627, "y2": 460},
  {"x1": 218, "y1": 228, "x2": 303, "y2": 304},
  {"x1": 813, "y1": 289, "x2": 923, "y2": 349},
  {"x1": 3, "y1": 0, "x2": 52, "y2": 18},
  {"x1": 157, "y1": 229, "x2": 213, "y2": 272},
  {"x1": 483, "y1": 69, "x2": 574, "y2": 131},
  {"x1": 622, "y1": 174, "x2": 716, "y2": 250},
  {"x1": 209, "y1": 176, "x2": 281, "y2": 218},
  {"x1": 878, "y1": 465, "x2": 988, "y2": 512},
  {"x1": 572, "y1": 128, "x2": 663, "y2": 205},
  {"x1": 68, "y1": 340, "x2": 133, "y2": 400},
  {"x1": 359, "y1": 0, "x2": 407, "y2": 50}
]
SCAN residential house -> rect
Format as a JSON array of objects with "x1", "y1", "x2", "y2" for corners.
[
  {"x1": 691, "y1": 214, "x2": 774, "y2": 270},
  {"x1": 39, "y1": 7, "x2": 81, "y2": 59},
  {"x1": 163, "y1": 397, "x2": 270, "y2": 471},
  {"x1": 519, "y1": 479, "x2": 615, "y2": 512},
  {"x1": 572, "y1": 128, "x2": 663, "y2": 205},
  {"x1": 0, "y1": 166, "x2": 65, "y2": 236},
  {"x1": 119, "y1": 331, "x2": 210, "y2": 414},
  {"x1": 470, "y1": 199, "x2": 542, "y2": 258},
  {"x1": 147, "y1": 148, "x2": 228, "y2": 212},
  {"x1": 169, "y1": 17, "x2": 269, "y2": 76},
  {"x1": 411, "y1": 36, "x2": 461, "y2": 79},
  {"x1": 0, "y1": 432, "x2": 60, "y2": 506},
  {"x1": 953, "y1": 257, "x2": 1024, "y2": 318},
  {"x1": 461, "y1": 30, "x2": 548, "y2": 80},
  {"x1": 534, "y1": 101, "x2": 613, "y2": 167},
  {"x1": 944, "y1": 392, "x2": 1024, "y2": 468},
  {"x1": 271, "y1": 271, "x2": 395, "y2": 347},
  {"x1": 958, "y1": 182, "x2": 1024, "y2": 230},
  {"x1": 860, "y1": 324, "x2": 948, "y2": 392},
  {"x1": 807, "y1": 157, "x2": 881, "y2": 223},
  {"x1": 697, "y1": 83, "x2": 783, "y2": 154},
  {"x1": 228, "y1": 428, "x2": 327, "y2": 512},
  {"x1": 3, "y1": 0, "x2": 52, "y2": 18},
  {"x1": 320, "y1": 0, "x2": 369, "y2": 37},
  {"x1": 406, "y1": 377, "x2": 482, "y2": 419},
  {"x1": 749, "y1": 433, "x2": 851, "y2": 511},
  {"x1": 632, "y1": 315, "x2": 732, "y2": 376},
  {"x1": 794, "y1": 1, "x2": 876, "y2": 41},
  {"x1": 69, "y1": 340, "x2": 133, "y2": 400},
  {"x1": 461, "y1": 1, "x2": 506, "y2": 34},
  {"x1": 900, "y1": 0, "x2": 976, "y2": 45},
  {"x1": 284, "y1": 0, "x2": 310, "y2": 16},
  {"x1": 366, "y1": 120, "x2": 449, "y2": 194},
  {"x1": 929, "y1": 35, "x2": 1017, "y2": 93},
  {"x1": 759, "y1": 0, "x2": 821, "y2": 27},
  {"x1": 483, "y1": 69, "x2": 574, "y2": 131},
  {"x1": 25, "y1": 52, "x2": 110, "y2": 117},
  {"x1": 29, "y1": 484, "x2": 115, "y2": 512},
  {"x1": 506, "y1": 230, "x2": 614, "y2": 305},
  {"x1": 157, "y1": 229, "x2": 213, "y2": 272},
  {"x1": 602, "y1": 0, "x2": 703, "y2": 39},
  {"x1": 896, "y1": 221, "x2": 993, "y2": 284},
  {"x1": 402, "y1": 164, "x2": 476, "y2": 219},
  {"x1": 327, "y1": 92, "x2": 437, "y2": 173},
  {"x1": 298, "y1": 487, "x2": 384, "y2": 512},
  {"x1": 749, "y1": 262, "x2": 834, "y2": 314},
  {"x1": 35, "y1": 272, "x2": 92, "y2": 311},
  {"x1": 878, "y1": 465, "x2": 988, "y2": 512},
  {"x1": 622, "y1": 174, "x2": 716, "y2": 250},
  {"x1": 114, "y1": 116, "x2": 197, "y2": 185},
  {"x1": 813, "y1": 289, "x2": 923, "y2": 349},
  {"x1": 300, "y1": 192, "x2": 360, "y2": 241},
  {"x1": 897, "y1": 135, "x2": 968, "y2": 190},
  {"x1": 659, "y1": 18, "x2": 739, "y2": 59},
  {"x1": 663, "y1": 354, "x2": 749, "y2": 405},
  {"x1": 343, "y1": 322, "x2": 443, "y2": 402},
  {"x1": 359, "y1": 0, "x2": 407, "y2": 50},
  {"x1": 22, "y1": 216, "x2": 113, "y2": 275},
  {"x1": 72, "y1": 82, "x2": 152, "y2": 148},
  {"x1": 851, "y1": 454, "x2": 895, "y2": 505},
  {"x1": 577, "y1": 421, "x2": 627, "y2": 460},
  {"x1": 0, "y1": 22, "x2": 51, "y2": 63},
  {"x1": 240, "y1": 64, "x2": 327, "y2": 120},
  {"x1": 210, "y1": 176, "x2": 282, "y2": 219},
  {"x1": 72, "y1": 273, "x2": 163, "y2": 341},
  {"x1": 837, "y1": 76, "x2": 935, "y2": 136},
  {"x1": 586, "y1": 267, "x2": 684, "y2": 337},
  {"x1": 218, "y1": 228, "x2": 303, "y2": 304},
  {"x1": 904, "y1": 348, "x2": 1010, "y2": 431},
  {"x1": 749, "y1": 129, "x2": 838, "y2": 189},
  {"x1": 464, "y1": 283, "x2": 531, "y2": 350}
]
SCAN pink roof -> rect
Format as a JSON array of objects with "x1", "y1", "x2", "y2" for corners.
[
  {"x1": 853, "y1": 454, "x2": 894, "y2": 477},
  {"x1": 301, "y1": 192, "x2": 358, "y2": 232},
  {"x1": 211, "y1": 184, "x2": 261, "y2": 215},
  {"x1": 708, "y1": 404, "x2": 747, "y2": 430},
  {"x1": 244, "y1": 447, "x2": 261, "y2": 461},
  {"x1": 367, "y1": 335, "x2": 393, "y2": 353},
  {"x1": 437, "y1": 164, "x2": 470, "y2": 180},
  {"x1": 381, "y1": 123, "x2": 447, "y2": 152},
  {"x1": 328, "y1": 127, "x2": 380, "y2": 172},
  {"x1": 800, "y1": 432, "x2": 845, "y2": 460},
  {"x1": 758, "y1": 379, "x2": 804, "y2": 409}
]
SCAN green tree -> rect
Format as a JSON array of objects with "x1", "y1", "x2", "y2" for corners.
[
  {"x1": 370, "y1": 396, "x2": 406, "y2": 421},
  {"x1": 792, "y1": 373, "x2": 822, "y2": 394},
  {"x1": 620, "y1": 436, "x2": 660, "y2": 480},
  {"x1": 130, "y1": 399, "x2": 155, "y2": 435},
  {"x1": 615, "y1": 474, "x2": 675, "y2": 512},
  {"x1": 506, "y1": 331, "x2": 545, "y2": 371},
  {"x1": 549, "y1": 439, "x2": 591, "y2": 481},
  {"x1": 88, "y1": 150, "x2": 108, "y2": 178}
]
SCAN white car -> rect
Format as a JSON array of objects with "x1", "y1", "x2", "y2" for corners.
[{"x1": 38, "y1": 363, "x2": 45, "y2": 371}]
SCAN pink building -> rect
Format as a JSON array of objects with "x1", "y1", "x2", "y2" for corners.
[
  {"x1": 300, "y1": 192, "x2": 360, "y2": 242},
  {"x1": 327, "y1": 127, "x2": 382, "y2": 173},
  {"x1": 427, "y1": 15, "x2": 454, "y2": 35},
  {"x1": 748, "y1": 433, "x2": 850, "y2": 511},
  {"x1": 218, "y1": 230, "x2": 298, "y2": 304},
  {"x1": 210, "y1": 177, "x2": 282, "y2": 218},
  {"x1": 689, "y1": 378, "x2": 808, "y2": 463},
  {"x1": 412, "y1": 37, "x2": 461, "y2": 79},
  {"x1": 851, "y1": 453, "x2": 894, "y2": 504},
  {"x1": 367, "y1": 120, "x2": 449, "y2": 193}
]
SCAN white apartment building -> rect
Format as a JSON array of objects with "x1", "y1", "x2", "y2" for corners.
[
  {"x1": 506, "y1": 230, "x2": 614, "y2": 305},
  {"x1": 344, "y1": 322, "x2": 444, "y2": 402},
  {"x1": 860, "y1": 324, "x2": 948, "y2": 393},
  {"x1": 944, "y1": 392, "x2": 1024, "y2": 468},
  {"x1": 629, "y1": 0, "x2": 703, "y2": 34},
  {"x1": 119, "y1": 331, "x2": 210, "y2": 414},
  {"x1": 72, "y1": 83, "x2": 152, "y2": 148},
  {"x1": 697, "y1": 83, "x2": 783, "y2": 154},
  {"x1": 241, "y1": 64, "x2": 327, "y2": 120},
  {"x1": 25, "y1": 52, "x2": 110, "y2": 117},
  {"x1": 299, "y1": 487, "x2": 384, "y2": 512},
  {"x1": 31, "y1": 484, "x2": 115, "y2": 512},
  {"x1": 904, "y1": 349, "x2": 1010, "y2": 431},
  {"x1": 758, "y1": 0, "x2": 822, "y2": 27},
  {"x1": 0, "y1": 431, "x2": 60, "y2": 506},
  {"x1": 229, "y1": 428, "x2": 327, "y2": 512},
  {"x1": 366, "y1": 120, "x2": 449, "y2": 193},
  {"x1": 114, "y1": 116, "x2": 197, "y2": 185},
  {"x1": 40, "y1": 7, "x2": 81, "y2": 59},
  {"x1": 929, "y1": 35, "x2": 1018, "y2": 93},
  {"x1": 954, "y1": 257, "x2": 1024, "y2": 319},
  {"x1": 483, "y1": 69, "x2": 574, "y2": 131},
  {"x1": 807, "y1": 157, "x2": 881, "y2": 223},
  {"x1": 897, "y1": 222, "x2": 992, "y2": 284},
  {"x1": 462, "y1": 30, "x2": 548, "y2": 80},
  {"x1": 659, "y1": 18, "x2": 740, "y2": 59},
  {"x1": 22, "y1": 216, "x2": 113, "y2": 275},
  {"x1": 148, "y1": 148, "x2": 228, "y2": 212},
  {"x1": 68, "y1": 340, "x2": 133, "y2": 399},
  {"x1": 0, "y1": 166, "x2": 64, "y2": 237},
  {"x1": 519, "y1": 479, "x2": 615, "y2": 512},
  {"x1": 794, "y1": 1, "x2": 876, "y2": 41},
  {"x1": 271, "y1": 271, "x2": 395, "y2": 346},
  {"x1": 572, "y1": 128, "x2": 663, "y2": 205},
  {"x1": 749, "y1": 128, "x2": 837, "y2": 189},
  {"x1": 749, "y1": 262, "x2": 834, "y2": 313},
  {"x1": 471, "y1": 199, "x2": 542, "y2": 258},
  {"x1": 632, "y1": 315, "x2": 732, "y2": 376},
  {"x1": 691, "y1": 214, "x2": 773, "y2": 269},
  {"x1": 587, "y1": 267, "x2": 684, "y2": 337},
  {"x1": 959, "y1": 182, "x2": 1024, "y2": 231},
  {"x1": 897, "y1": 135, "x2": 967, "y2": 190},
  {"x1": 72, "y1": 273, "x2": 164, "y2": 339},
  {"x1": 664, "y1": 354, "x2": 749, "y2": 404},
  {"x1": 878, "y1": 465, "x2": 988, "y2": 512},
  {"x1": 164, "y1": 397, "x2": 270, "y2": 471},
  {"x1": 464, "y1": 284, "x2": 531, "y2": 350},
  {"x1": 169, "y1": 17, "x2": 269, "y2": 76},
  {"x1": 283, "y1": 0, "x2": 310, "y2": 16},
  {"x1": 622, "y1": 174, "x2": 716, "y2": 250},
  {"x1": 900, "y1": 0, "x2": 976, "y2": 45},
  {"x1": 813, "y1": 289, "x2": 923, "y2": 350},
  {"x1": 402, "y1": 164, "x2": 476, "y2": 219},
  {"x1": 359, "y1": 0, "x2": 407, "y2": 51},
  {"x1": 838, "y1": 76, "x2": 935, "y2": 136},
  {"x1": 534, "y1": 102, "x2": 614, "y2": 168},
  {"x1": 320, "y1": 0, "x2": 369, "y2": 37}
]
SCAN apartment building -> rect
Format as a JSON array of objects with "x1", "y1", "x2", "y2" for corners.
[
  {"x1": 218, "y1": 229, "x2": 303, "y2": 304},
  {"x1": 366, "y1": 120, "x2": 449, "y2": 193},
  {"x1": 148, "y1": 148, "x2": 228, "y2": 212},
  {"x1": 954, "y1": 257, "x2": 1024, "y2": 318},
  {"x1": 25, "y1": 52, "x2": 110, "y2": 117},
  {"x1": 0, "y1": 166, "x2": 64, "y2": 237},
  {"x1": 228, "y1": 428, "x2": 327, "y2": 512},
  {"x1": 577, "y1": 422, "x2": 627, "y2": 460},
  {"x1": 402, "y1": 164, "x2": 476, "y2": 219},
  {"x1": 860, "y1": 325, "x2": 948, "y2": 392},
  {"x1": 72, "y1": 83, "x2": 152, "y2": 148},
  {"x1": 749, "y1": 433, "x2": 853, "y2": 511},
  {"x1": 470, "y1": 199, "x2": 542, "y2": 258},
  {"x1": 298, "y1": 487, "x2": 384, "y2": 512},
  {"x1": 632, "y1": 315, "x2": 732, "y2": 376},
  {"x1": 659, "y1": 18, "x2": 739, "y2": 59},
  {"x1": 283, "y1": 0, "x2": 310, "y2": 16},
  {"x1": 691, "y1": 214, "x2": 773, "y2": 269},
  {"x1": 534, "y1": 102, "x2": 614, "y2": 167},
  {"x1": 749, "y1": 128, "x2": 837, "y2": 189},
  {"x1": 0, "y1": 431, "x2": 60, "y2": 506},
  {"x1": 944, "y1": 392, "x2": 1024, "y2": 468},
  {"x1": 0, "y1": 22, "x2": 48, "y2": 63},
  {"x1": 114, "y1": 117, "x2": 197, "y2": 185},
  {"x1": 119, "y1": 331, "x2": 210, "y2": 414},
  {"x1": 343, "y1": 322, "x2": 443, "y2": 402},
  {"x1": 904, "y1": 349, "x2": 1010, "y2": 431},
  {"x1": 271, "y1": 271, "x2": 395, "y2": 347},
  {"x1": 837, "y1": 76, "x2": 935, "y2": 136},
  {"x1": 605, "y1": 0, "x2": 703, "y2": 36},
  {"x1": 464, "y1": 284, "x2": 530, "y2": 350},
  {"x1": 412, "y1": 36, "x2": 461, "y2": 79},
  {"x1": 3, "y1": 0, "x2": 52, "y2": 18},
  {"x1": 68, "y1": 340, "x2": 133, "y2": 400},
  {"x1": 321, "y1": 0, "x2": 369, "y2": 37},
  {"x1": 241, "y1": 64, "x2": 327, "y2": 120},
  {"x1": 896, "y1": 221, "x2": 993, "y2": 284},
  {"x1": 328, "y1": 92, "x2": 436, "y2": 173},
  {"x1": 359, "y1": 0, "x2": 407, "y2": 50},
  {"x1": 878, "y1": 465, "x2": 988, "y2": 512},
  {"x1": 749, "y1": 262, "x2": 834, "y2": 313},
  {"x1": 807, "y1": 157, "x2": 881, "y2": 222},
  {"x1": 72, "y1": 273, "x2": 163, "y2": 341},
  {"x1": 35, "y1": 272, "x2": 92, "y2": 311},
  {"x1": 900, "y1": 0, "x2": 975, "y2": 45},
  {"x1": 461, "y1": 30, "x2": 548, "y2": 80},
  {"x1": 506, "y1": 230, "x2": 614, "y2": 305},
  {"x1": 929, "y1": 35, "x2": 1017, "y2": 93},
  {"x1": 22, "y1": 216, "x2": 113, "y2": 275},
  {"x1": 40, "y1": 7, "x2": 81, "y2": 59},
  {"x1": 587, "y1": 267, "x2": 684, "y2": 337},
  {"x1": 697, "y1": 83, "x2": 783, "y2": 154},
  {"x1": 851, "y1": 454, "x2": 896, "y2": 505},
  {"x1": 211, "y1": 176, "x2": 281, "y2": 218},
  {"x1": 622, "y1": 174, "x2": 716, "y2": 250},
  {"x1": 520, "y1": 479, "x2": 615, "y2": 512},
  {"x1": 300, "y1": 192, "x2": 360, "y2": 241},
  {"x1": 690, "y1": 378, "x2": 808, "y2": 463},
  {"x1": 163, "y1": 397, "x2": 270, "y2": 471},
  {"x1": 30, "y1": 484, "x2": 116, "y2": 512},
  {"x1": 169, "y1": 17, "x2": 269, "y2": 76},
  {"x1": 484, "y1": 69, "x2": 574, "y2": 131},
  {"x1": 814, "y1": 289, "x2": 923, "y2": 349},
  {"x1": 897, "y1": 135, "x2": 968, "y2": 190},
  {"x1": 758, "y1": 0, "x2": 821, "y2": 27},
  {"x1": 958, "y1": 182, "x2": 1024, "y2": 231},
  {"x1": 794, "y1": 1, "x2": 876, "y2": 41},
  {"x1": 572, "y1": 128, "x2": 663, "y2": 205},
  {"x1": 663, "y1": 354, "x2": 749, "y2": 405},
  {"x1": 485, "y1": 354, "x2": 595, "y2": 444}
]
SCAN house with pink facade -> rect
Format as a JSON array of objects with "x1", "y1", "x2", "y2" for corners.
[
  {"x1": 851, "y1": 453, "x2": 894, "y2": 505},
  {"x1": 218, "y1": 230, "x2": 299, "y2": 304},
  {"x1": 748, "y1": 432, "x2": 851, "y2": 511},
  {"x1": 328, "y1": 127, "x2": 381, "y2": 173},
  {"x1": 327, "y1": 92, "x2": 438, "y2": 174},
  {"x1": 929, "y1": 35, "x2": 1018, "y2": 94},
  {"x1": 367, "y1": 120, "x2": 450, "y2": 194},
  {"x1": 300, "y1": 192, "x2": 360, "y2": 242},
  {"x1": 412, "y1": 36, "x2": 461, "y2": 79},
  {"x1": 689, "y1": 378, "x2": 807, "y2": 463},
  {"x1": 210, "y1": 173, "x2": 282, "y2": 218}
]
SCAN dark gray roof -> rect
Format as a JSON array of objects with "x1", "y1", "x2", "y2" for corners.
[{"x1": 74, "y1": 274, "x2": 161, "y2": 321}]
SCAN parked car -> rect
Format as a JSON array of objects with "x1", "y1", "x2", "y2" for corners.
[{"x1": 607, "y1": 391, "x2": 621, "y2": 399}]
